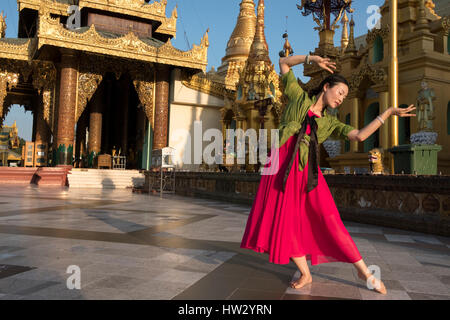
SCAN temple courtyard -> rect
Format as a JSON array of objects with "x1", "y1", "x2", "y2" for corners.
[{"x1": 0, "y1": 185, "x2": 449, "y2": 300}]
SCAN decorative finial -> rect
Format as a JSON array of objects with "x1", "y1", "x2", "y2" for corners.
[
  {"x1": 340, "y1": 11, "x2": 349, "y2": 53},
  {"x1": 280, "y1": 32, "x2": 294, "y2": 57},
  {"x1": 280, "y1": 16, "x2": 294, "y2": 57}
]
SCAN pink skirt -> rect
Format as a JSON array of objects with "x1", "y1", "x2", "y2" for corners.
[{"x1": 240, "y1": 135, "x2": 362, "y2": 265}]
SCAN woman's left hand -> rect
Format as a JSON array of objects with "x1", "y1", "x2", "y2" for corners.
[
  {"x1": 312, "y1": 56, "x2": 337, "y2": 73},
  {"x1": 390, "y1": 104, "x2": 416, "y2": 117}
]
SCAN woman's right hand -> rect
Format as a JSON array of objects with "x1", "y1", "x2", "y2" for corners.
[{"x1": 312, "y1": 56, "x2": 337, "y2": 73}]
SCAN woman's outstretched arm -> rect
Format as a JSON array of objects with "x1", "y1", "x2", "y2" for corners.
[
  {"x1": 279, "y1": 55, "x2": 337, "y2": 75},
  {"x1": 347, "y1": 105, "x2": 416, "y2": 142}
]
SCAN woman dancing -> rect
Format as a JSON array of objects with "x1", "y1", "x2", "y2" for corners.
[{"x1": 240, "y1": 54, "x2": 416, "y2": 295}]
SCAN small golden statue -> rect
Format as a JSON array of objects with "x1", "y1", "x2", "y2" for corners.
[
  {"x1": 0, "y1": 11, "x2": 7, "y2": 38},
  {"x1": 368, "y1": 148, "x2": 385, "y2": 175}
]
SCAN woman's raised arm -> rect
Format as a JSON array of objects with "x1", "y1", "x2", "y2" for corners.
[
  {"x1": 347, "y1": 105, "x2": 416, "y2": 142},
  {"x1": 279, "y1": 55, "x2": 337, "y2": 75}
]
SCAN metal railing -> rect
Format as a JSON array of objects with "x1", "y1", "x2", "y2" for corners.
[{"x1": 112, "y1": 156, "x2": 127, "y2": 170}]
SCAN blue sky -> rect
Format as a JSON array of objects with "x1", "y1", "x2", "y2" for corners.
[{"x1": 1, "y1": 0, "x2": 384, "y2": 140}]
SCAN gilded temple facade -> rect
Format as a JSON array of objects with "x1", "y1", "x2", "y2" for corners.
[
  {"x1": 0, "y1": 0, "x2": 208, "y2": 169},
  {"x1": 328, "y1": 0, "x2": 450, "y2": 174}
]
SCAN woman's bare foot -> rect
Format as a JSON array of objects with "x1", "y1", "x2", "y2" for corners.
[
  {"x1": 357, "y1": 270, "x2": 387, "y2": 295},
  {"x1": 290, "y1": 274, "x2": 312, "y2": 289}
]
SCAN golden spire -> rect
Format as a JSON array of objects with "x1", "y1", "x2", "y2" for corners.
[
  {"x1": 345, "y1": 15, "x2": 357, "y2": 55},
  {"x1": 217, "y1": 0, "x2": 256, "y2": 76},
  {"x1": 237, "y1": 0, "x2": 279, "y2": 103},
  {"x1": 340, "y1": 11, "x2": 349, "y2": 53},
  {"x1": 248, "y1": 0, "x2": 270, "y2": 64}
]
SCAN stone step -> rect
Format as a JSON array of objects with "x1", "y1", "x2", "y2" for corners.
[
  {"x1": 67, "y1": 175, "x2": 144, "y2": 179},
  {"x1": 68, "y1": 184, "x2": 135, "y2": 189},
  {"x1": 68, "y1": 180, "x2": 143, "y2": 185},
  {"x1": 68, "y1": 169, "x2": 145, "y2": 189},
  {"x1": 70, "y1": 169, "x2": 143, "y2": 173}
]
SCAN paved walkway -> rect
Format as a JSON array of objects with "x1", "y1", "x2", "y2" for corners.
[{"x1": 0, "y1": 186, "x2": 449, "y2": 300}]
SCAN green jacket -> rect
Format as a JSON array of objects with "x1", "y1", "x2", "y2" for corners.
[{"x1": 278, "y1": 70, "x2": 356, "y2": 171}]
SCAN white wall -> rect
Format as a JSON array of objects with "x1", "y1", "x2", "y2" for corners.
[{"x1": 168, "y1": 69, "x2": 225, "y2": 171}]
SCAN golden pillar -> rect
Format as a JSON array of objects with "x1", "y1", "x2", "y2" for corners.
[
  {"x1": 350, "y1": 97, "x2": 360, "y2": 152},
  {"x1": 389, "y1": 0, "x2": 399, "y2": 172},
  {"x1": 153, "y1": 65, "x2": 170, "y2": 150},
  {"x1": 75, "y1": 109, "x2": 88, "y2": 168},
  {"x1": 88, "y1": 85, "x2": 104, "y2": 156},
  {"x1": 379, "y1": 91, "x2": 390, "y2": 150},
  {"x1": 55, "y1": 49, "x2": 78, "y2": 165}
]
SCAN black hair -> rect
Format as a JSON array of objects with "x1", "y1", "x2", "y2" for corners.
[{"x1": 309, "y1": 74, "x2": 349, "y2": 99}]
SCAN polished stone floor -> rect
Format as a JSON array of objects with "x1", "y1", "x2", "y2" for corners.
[{"x1": 0, "y1": 185, "x2": 449, "y2": 300}]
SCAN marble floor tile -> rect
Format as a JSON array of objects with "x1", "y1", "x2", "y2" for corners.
[
  {"x1": 153, "y1": 269, "x2": 207, "y2": 285},
  {"x1": 309, "y1": 282, "x2": 362, "y2": 300},
  {"x1": 384, "y1": 234, "x2": 416, "y2": 243},
  {"x1": 358, "y1": 288, "x2": 411, "y2": 300},
  {"x1": 398, "y1": 279, "x2": 450, "y2": 296}
]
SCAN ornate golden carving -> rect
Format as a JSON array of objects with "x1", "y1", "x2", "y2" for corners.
[
  {"x1": 18, "y1": 0, "x2": 69, "y2": 16},
  {"x1": 366, "y1": 24, "x2": 390, "y2": 45},
  {"x1": 76, "y1": 73, "x2": 103, "y2": 123},
  {"x1": 133, "y1": 79, "x2": 154, "y2": 123},
  {"x1": 0, "y1": 58, "x2": 59, "y2": 128},
  {"x1": 182, "y1": 71, "x2": 234, "y2": 100},
  {"x1": 155, "y1": 5, "x2": 178, "y2": 37},
  {"x1": 0, "y1": 38, "x2": 35, "y2": 61},
  {"x1": 0, "y1": 70, "x2": 20, "y2": 122},
  {"x1": 130, "y1": 64, "x2": 155, "y2": 122},
  {"x1": 348, "y1": 63, "x2": 387, "y2": 93},
  {"x1": 31, "y1": 61, "x2": 57, "y2": 129},
  {"x1": 37, "y1": 11, "x2": 208, "y2": 71}
]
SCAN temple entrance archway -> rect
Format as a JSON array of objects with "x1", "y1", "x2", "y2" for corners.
[{"x1": 74, "y1": 72, "x2": 149, "y2": 170}]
